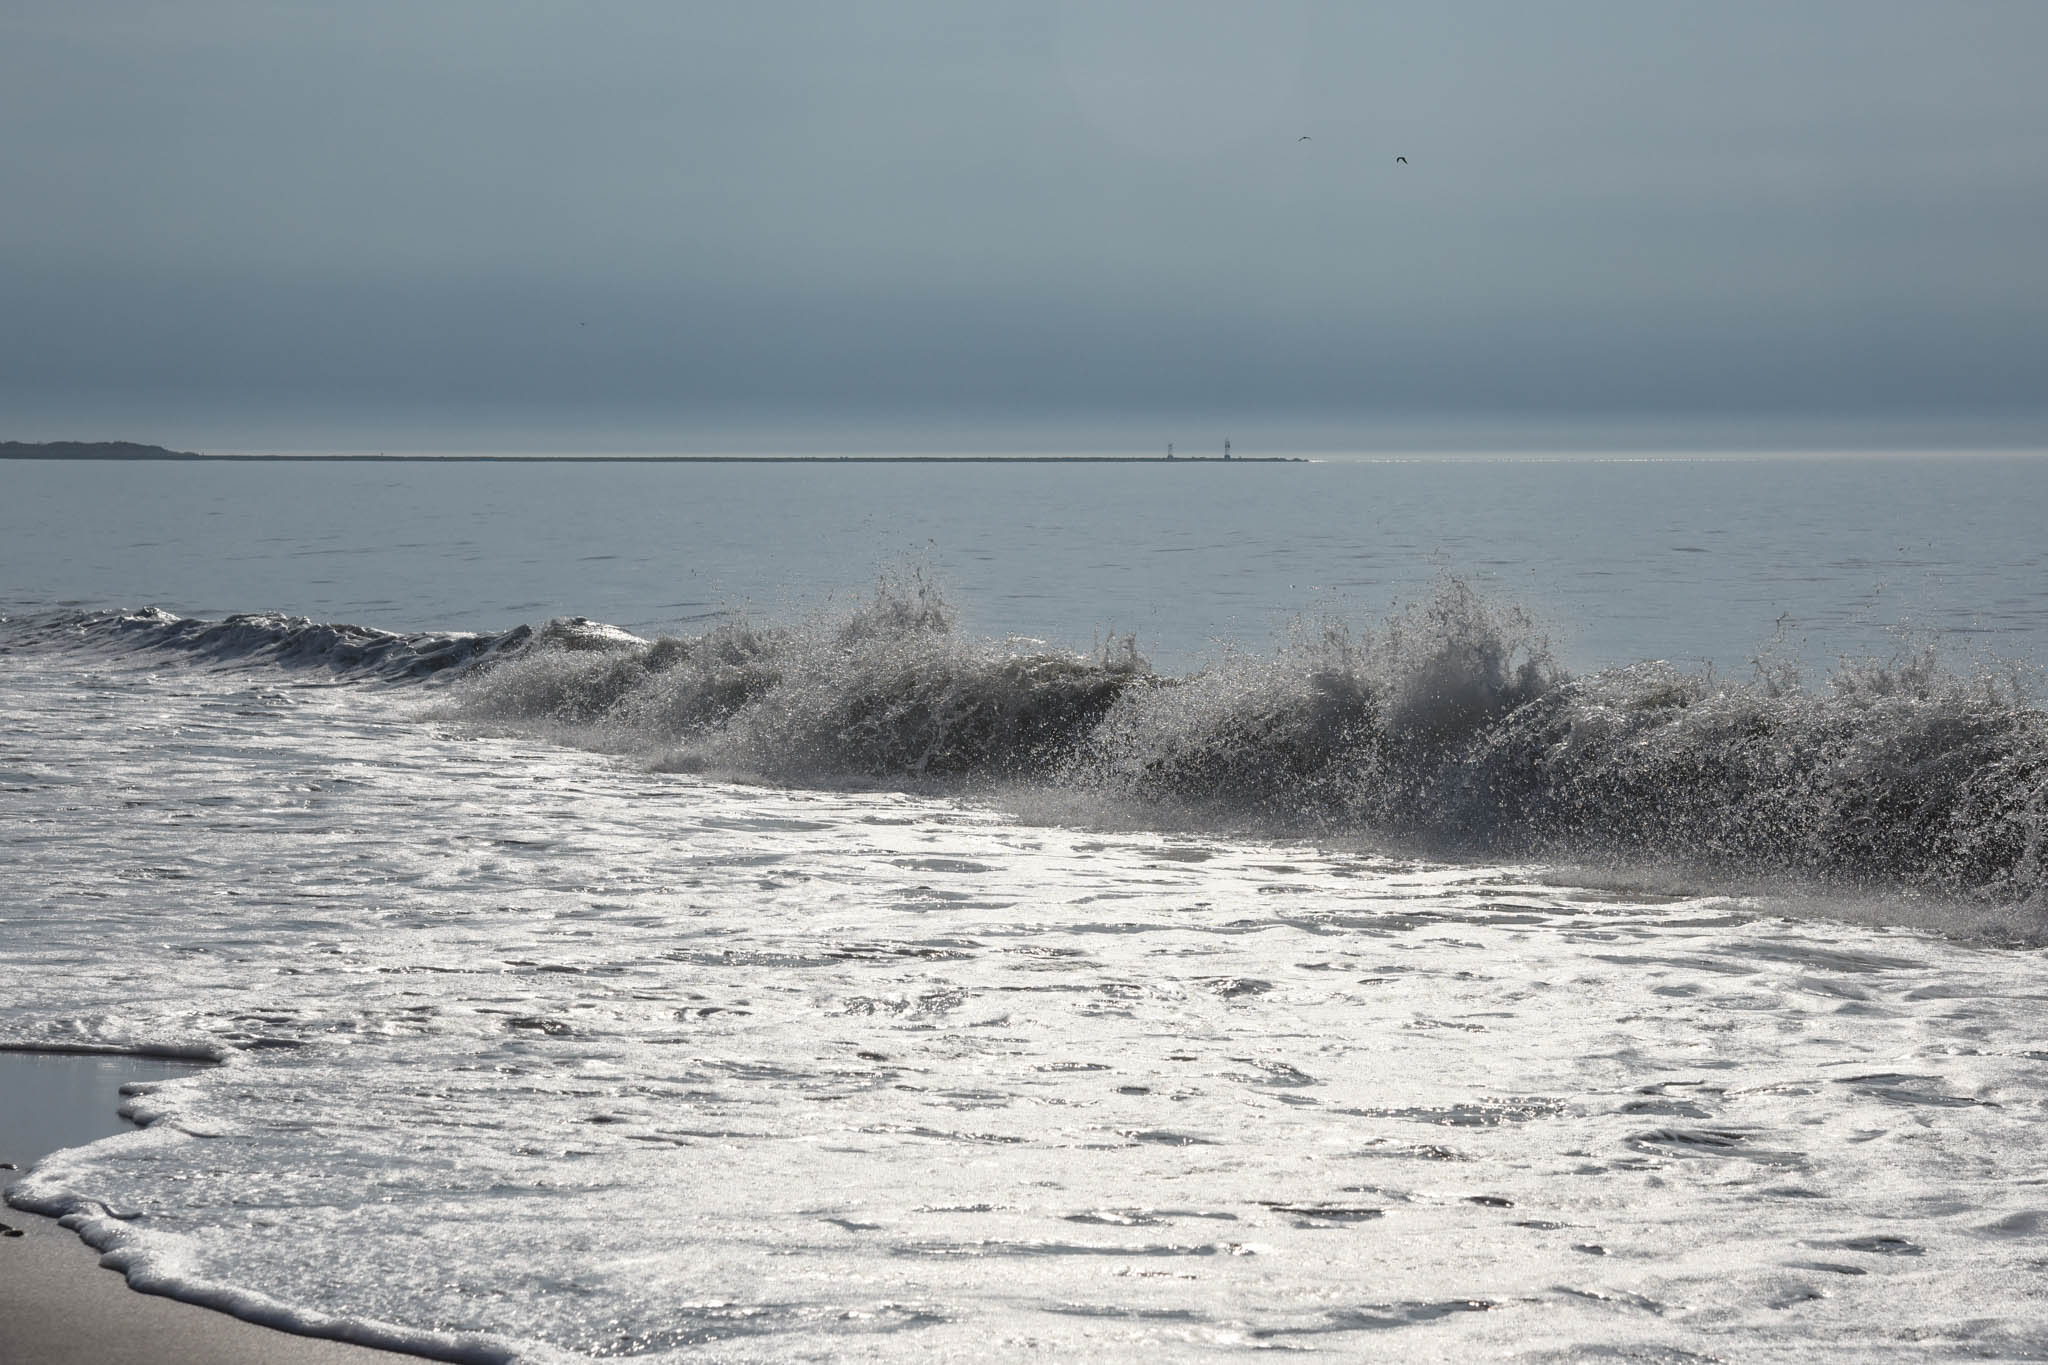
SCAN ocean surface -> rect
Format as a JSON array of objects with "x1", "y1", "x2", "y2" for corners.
[
  {"x1": 8, "y1": 453, "x2": 2048, "y2": 674},
  {"x1": 5, "y1": 453, "x2": 2048, "y2": 1362}
]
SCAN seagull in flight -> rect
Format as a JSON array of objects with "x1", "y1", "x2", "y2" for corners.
[
  {"x1": 1396, "y1": 156, "x2": 1408, "y2": 164},
  {"x1": 1298, "y1": 135, "x2": 1312, "y2": 141}
]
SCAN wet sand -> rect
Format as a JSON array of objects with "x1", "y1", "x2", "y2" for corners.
[{"x1": 0, "y1": 1050, "x2": 424, "y2": 1365}]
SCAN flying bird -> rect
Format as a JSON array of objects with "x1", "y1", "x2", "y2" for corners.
[
  {"x1": 1298, "y1": 135, "x2": 1312, "y2": 141},
  {"x1": 1396, "y1": 156, "x2": 1408, "y2": 164}
]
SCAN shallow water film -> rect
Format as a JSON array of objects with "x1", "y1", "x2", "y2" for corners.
[{"x1": 5, "y1": 610, "x2": 2048, "y2": 1363}]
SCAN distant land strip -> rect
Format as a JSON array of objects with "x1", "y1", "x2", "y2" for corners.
[{"x1": 2, "y1": 441, "x2": 1302, "y2": 464}]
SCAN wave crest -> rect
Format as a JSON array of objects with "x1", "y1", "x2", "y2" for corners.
[
  {"x1": 1453, "y1": 655, "x2": 2047, "y2": 898},
  {"x1": 1068, "y1": 580, "x2": 1560, "y2": 824},
  {"x1": 458, "y1": 571, "x2": 1145, "y2": 778}
]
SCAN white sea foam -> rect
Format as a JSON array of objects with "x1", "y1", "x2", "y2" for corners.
[{"x1": 6, "y1": 634, "x2": 2048, "y2": 1360}]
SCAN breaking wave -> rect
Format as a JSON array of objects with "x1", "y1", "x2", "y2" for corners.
[
  {"x1": 12, "y1": 579, "x2": 2046, "y2": 905},
  {"x1": 440, "y1": 573, "x2": 2045, "y2": 906}
]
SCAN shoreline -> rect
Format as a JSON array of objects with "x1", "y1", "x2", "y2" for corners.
[
  {"x1": 0, "y1": 1205, "x2": 433, "y2": 1365},
  {"x1": 1, "y1": 1049, "x2": 433, "y2": 1365}
]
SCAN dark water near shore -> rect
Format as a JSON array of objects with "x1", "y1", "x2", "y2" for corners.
[{"x1": 0, "y1": 1053, "x2": 211, "y2": 1171}]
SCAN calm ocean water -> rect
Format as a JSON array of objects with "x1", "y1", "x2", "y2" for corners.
[
  {"x1": 5, "y1": 452, "x2": 2048, "y2": 1362},
  {"x1": 5, "y1": 454, "x2": 2046, "y2": 674}
]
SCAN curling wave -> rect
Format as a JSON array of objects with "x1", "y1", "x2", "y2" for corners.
[
  {"x1": 444, "y1": 575, "x2": 2047, "y2": 905},
  {"x1": 0, "y1": 605, "x2": 535, "y2": 680}
]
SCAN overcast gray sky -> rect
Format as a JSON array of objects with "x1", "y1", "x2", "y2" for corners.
[{"x1": 4, "y1": 1, "x2": 2045, "y2": 450}]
